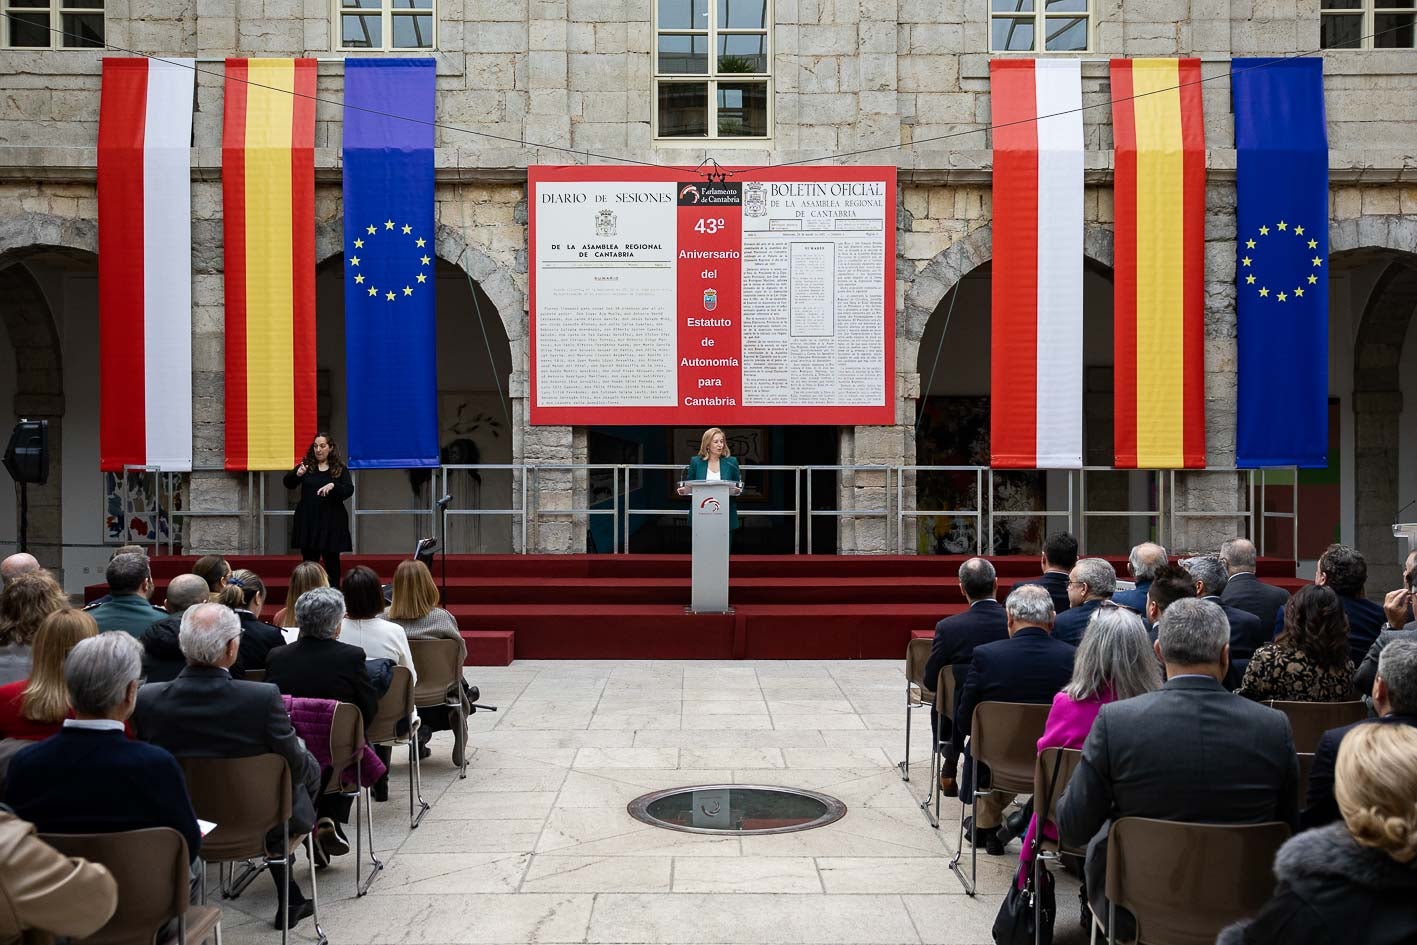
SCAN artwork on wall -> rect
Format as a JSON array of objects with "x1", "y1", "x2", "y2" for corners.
[{"x1": 105, "y1": 470, "x2": 182, "y2": 547}]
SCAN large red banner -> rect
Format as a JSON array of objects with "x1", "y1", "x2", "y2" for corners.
[{"x1": 529, "y1": 165, "x2": 896, "y2": 426}]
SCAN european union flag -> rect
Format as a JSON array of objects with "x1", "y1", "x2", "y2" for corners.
[
  {"x1": 343, "y1": 59, "x2": 439, "y2": 468},
  {"x1": 1233, "y1": 58, "x2": 1329, "y2": 468}
]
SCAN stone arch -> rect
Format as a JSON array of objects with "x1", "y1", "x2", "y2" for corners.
[
  {"x1": 0, "y1": 255, "x2": 67, "y2": 572},
  {"x1": 0, "y1": 211, "x2": 97, "y2": 261}
]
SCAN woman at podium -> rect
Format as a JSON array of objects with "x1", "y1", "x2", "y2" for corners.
[{"x1": 680, "y1": 427, "x2": 740, "y2": 533}]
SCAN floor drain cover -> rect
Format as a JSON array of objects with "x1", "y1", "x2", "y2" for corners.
[{"x1": 628, "y1": 784, "x2": 847, "y2": 835}]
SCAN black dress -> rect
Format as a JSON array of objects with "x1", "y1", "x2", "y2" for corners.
[{"x1": 283, "y1": 464, "x2": 354, "y2": 555}]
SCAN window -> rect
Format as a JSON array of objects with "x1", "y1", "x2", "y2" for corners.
[
  {"x1": 1321, "y1": 0, "x2": 1415, "y2": 49},
  {"x1": 5, "y1": 0, "x2": 103, "y2": 48},
  {"x1": 335, "y1": 0, "x2": 435, "y2": 52},
  {"x1": 990, "y1": 0, "x2": 1089, "y2": 53},
  {"x1": 655, "y1": 0, "x2": 770, "y2": 139}
]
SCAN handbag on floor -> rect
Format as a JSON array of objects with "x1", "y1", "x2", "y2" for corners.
[{"x1": 992, "y1": 858, "x2": 1056, "y2": 945}]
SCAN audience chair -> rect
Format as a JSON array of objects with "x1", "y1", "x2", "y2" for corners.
[
  {"x1": 1031, "y1": 747, "x2": 1085, "y2": 944},
  {"x1": 920, "y1": 664, "x2": 962, "y2": 828},
  {"x1": 366, "y1": 666, "x2": 430, "y2": 829},
  {"x1": 179, "y1": 755, "x2": 325, "y2": 945},
  {"x1": 898, "y1": 637, "x2": 935, "y2": 783},
  {"x1": 1296, "y1": 751, "x2": 1315, "y2": 807},
  {"x1": 1264, "y1": 700, "x2": 1368, "y2": 753},
  {"x1": 1097, "y1": 817, "x2": 1290, "y2": 945},
  {"x1": 947, "y1": 700, "x2": 1053, "y2": 895},
  {"x1": 243, "y1": 669, "x2": 266, "y2": 683},
  {"x1": 324, "y1": 701, "x2": 383, "y2": 896},
  {"x1": 410, "y1": 638, "x2": 470, "y2": 779},
  {"x1": 41, "y1": 828, "x2": 221, "y2": 945}
]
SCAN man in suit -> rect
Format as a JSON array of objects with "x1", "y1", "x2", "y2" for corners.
[
  {"x1": 1057, "y1": 598, "x2": 1299, "y2": 938},
  {"x1": 954, "y1": 584, "x2": 1075, "y2": 855},
  {"x1": 1053, "y1": 558, "x2": 1116, "y2": 646},
  {"x1": 133, "y1": 603, "x2": 323, "y2": 930},
  {"x1": 1020, "y1": 532, "x2": 1078, "y2": 615},
  {"x1": 0, "y1": 552, "x2": 39, "y2": 585},
  {"x1": 923, "y1": 556, "x2": 1008, "y2": 796},
  {"x1": 1112, "y1": 542, "x2": 1167, "y2": 613},
  {"x1": 1142, "y1": 564, "x2": 1197, "y2": 631},
  {"x1": 1304, "y1": 639, "x2": 1417, "y2": 828},
  {"x1": 1219, "y1": 537, "x2": 1289, "y2": 632},
  {"x1": 86, "y1": 553, "x2": 166, "y2": 638},
  {"x1": 5, "y1": 633, "x2": 201, "y2": 862},
  {"x1": 1275, "y1": 544, "x2": 1385, "y2": 666},
  {"x1": 264, "y1": 586, "x2": 380, "y2": 726},
  {"x1": 1180, "y1": 554, "x2": 1266, "y2": 659},
  {"x1": 137, "y1": 573, "x2": 213, "y2": 683}
]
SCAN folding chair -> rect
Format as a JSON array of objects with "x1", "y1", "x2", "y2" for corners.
[
  {"x1": 410, "y1": 638, "x2": 470, "y2": 779},
  {"x1": 41, "y1": 827, "x2": 222, "y2": 945},
  {"x1": 919, "y1": 663, "x2": 960, "y2": 828},
  {"x1": 179, "y1": 755, "x2": 325, "y2": 945},
  {"x1": 1097, "y1": 817, "x2": 1290, "y2": 945},
  {"x1": 366, "y1": 666, "x2": 430, "y2": 828},
  {"x1": 947, "y1": 700, "x2": 1053, "y2": 895},
  {"x1": 898, "y1": 637, "x2": 935, "y2": 782},
  {"x1": 1264, "y1": 700, "x2": 1368, "y2": 753},
  {"x1": 323, "y1": 701, "x2": 383, "y2": 896},
  {"x1": 1031, "y1": 747, "x2": 1085, "y2": 944}
]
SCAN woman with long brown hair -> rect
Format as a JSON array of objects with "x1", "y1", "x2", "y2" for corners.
[
  {"x1": 1237, "y1": 584, "x2": 1358, "y2": 703},
  {"x1": 282, "y1": 432, "x2": 354, "y2": 578},
  {"x1": 0, "y1": 570, "x2": 69, "y2": 685},
  {"x1": 0, "y1": 608, "x2": 99, "y2": 740},
  {"x1": 271, "y1": 560, "x2": 329, "y2": 628},
  {"x1": 386, "y1": 559, "x2": 471, "y2": 765}
]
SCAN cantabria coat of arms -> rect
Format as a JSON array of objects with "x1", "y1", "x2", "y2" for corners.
[{"x1": 595, "y1": 209, "x2": 617, "y2": 236}]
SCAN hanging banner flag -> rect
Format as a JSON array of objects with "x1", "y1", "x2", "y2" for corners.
[
  {"x1": 1233, "y1": 58, "x2": 1329, "y2": 468},
  {"x1": 343, "y1": 59, "x2": 439, "y2": 468},
  {"x1": 1110, "y1": 58, "x2": 1206, "y2": 468},
  {"x1": 98, "y1": 57, "x2": 195, "y2": 473},
  {"x1": 988, "y1": 59, "x2": 1084, "y2": 469},
  {"x1": 222, "y1": 58, "x2": 317, "y2": 471}
]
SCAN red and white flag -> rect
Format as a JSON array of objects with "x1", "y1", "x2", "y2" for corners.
[
  {"x1": 98, "y1": 57, "x2": 195, "y2": 472},
  {"x1": 988, "y1": 59, "x2": 1084, "y2": 469}
]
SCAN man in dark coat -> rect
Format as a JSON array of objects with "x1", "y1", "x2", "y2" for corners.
[
  {"x1": 1273, "y1": 544, "x2": 1384, "y2": 666},
  {"x1": 923, "y1": 556, "x2": 1008, "y2": 796},
  {"x1": 86, "y1": 553, "x2": 166, "y2": 638},
  {"x1": 953, "y1": 584, "x2": 1075, "y2": 854},
  {"x1": 263, "y1": 587, "x2": 380, "y2": 726},
  {"x1": 1181, "y1": 554, "x2": 1266, "y2": 659},
  {"x1": 1219, "y1": 537, "x2": 1290, "y2": 633},
  {"x1": 1053, "y1": 557, "x2": 1117, "y2": 646},
  {"x1": 138, "y1": 573, "x2": 214, "y2": 683},
  {"x1": 1112, "y1": 542, "x2": 1167, "y2": 613},
  {"x1": 1019, "y1": 532, "x2": 1077, "y2": 616},
  {"x1": 1058, "y1": 598, "x2": 1299, "y2": 939}
]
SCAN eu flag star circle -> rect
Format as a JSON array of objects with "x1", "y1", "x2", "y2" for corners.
[
  {"x1": 347, "y1": 222, "x2": 430, "y2": 304},
  {"x1": 1243, "y1": 220, "x2": 1321, "y2": 305}
]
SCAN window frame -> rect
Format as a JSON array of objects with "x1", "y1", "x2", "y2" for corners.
[
  {"x1": 988, "y1": 0, "x2": 1092, "y2": 55},
  {"x1": 332, "y1": 0, "x2": 438, "y2": 54},
  {"x1": 652, "y1": 0, "x2": 774, "y2": 143},
  {"x1": 1320, "y1": 0, "x2": 1417, "y2": 49},
  {"x1": 2, "y1": 0, "x2": 105, "y2": 50}
]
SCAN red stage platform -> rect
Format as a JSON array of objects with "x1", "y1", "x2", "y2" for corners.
[{"x1": 87, "y1": 554, "x2": 1303, "y2": 661}]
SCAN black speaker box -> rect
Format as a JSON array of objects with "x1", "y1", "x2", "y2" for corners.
[{"x1": 3, "y1": 419, "x2": 49, "y2": 485}]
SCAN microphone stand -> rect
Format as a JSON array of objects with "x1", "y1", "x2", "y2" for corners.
[{"x1": 437, "y1": 493, "x2": 453, "y2": 607}]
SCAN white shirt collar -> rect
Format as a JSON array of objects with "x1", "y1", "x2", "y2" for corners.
[{"x1": 63, "y1": 718, "x2": 125, "y2": 732}]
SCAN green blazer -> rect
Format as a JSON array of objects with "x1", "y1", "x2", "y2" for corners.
[{"x1": 685, "y1": 455, "x2": 741, "y2": 530}]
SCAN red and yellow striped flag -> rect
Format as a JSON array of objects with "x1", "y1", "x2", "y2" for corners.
[
  {"x1": 1110, "y1": 58, "x2": 1206, "y2": 468},
  {"x1": 223, "y1": 58, "x2": 317, "y2": 471}
]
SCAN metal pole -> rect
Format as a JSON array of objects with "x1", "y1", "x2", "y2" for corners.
[
  {"x1": 350, "y1": 470, "x2": 360, "y2": 554},
  {"x1": 806, "y1": 468, "x2": 813, "y2": 556},
  {"x1": 1156, "y1": 470, "x2": 1165, "y2": 548},
  {"x1": 987, "y1": 471, "x2": 995, "y2": 556},
  {"x1": 896, "y1": 466, "x2": 904, "y2": 555},
  {"x1": 1079, "y1": 468, "x2": 1088, "y2": 553},
  {"x1": 613, "y1": 465, "x2": 620, "y2": 555},
  {"x1": 1067, "y1": 469, "x2": 1076, "y2": 539},
  {"x1": 520, "y1": 467, "x2": 529, "y2": 554},
  {"x1": 793, "y1": 466, "x2": 801, "y2": 555},
  {"x1": 1291, "y1": 467, "x2": 1299, "y2": 564},
  {"x1": 976, "y1": 467, "x2": 983, "y2": 556}
]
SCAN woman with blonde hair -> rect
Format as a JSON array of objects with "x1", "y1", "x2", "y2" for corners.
[
  {"x1": 1219, "y1": 722, "x2": 1417, "y2": 944},
  {"x1": 677, "y1": 427, "x2": 742, "y2": 533},
  {"x1": 386, "y1": 559, "x2": 471, "y2": 765},
  {"x1": 272, "y1": 560, "x2": 328, "y2": 628},
  {"x1": 0, "y1": 608, "x2": 99, "y2": 740},
  {"x1": 0, "y1": 570, "x2": 69, "y2": 685}
]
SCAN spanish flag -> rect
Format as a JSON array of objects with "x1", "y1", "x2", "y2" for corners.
[
  {"x1": 222, "y1": 58, "x2": 317, "y2": 471},
  {"x1": 1110, "y1": 58, "x2": 1206, "y2": 469}
]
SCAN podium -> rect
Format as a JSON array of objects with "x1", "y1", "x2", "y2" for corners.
[
  {"x1": 681, "y1": 479, "x2": 742, "y2": 613},
  {"x1": 1394, "y1": 523, "x2": 1417, "y2": 557}
]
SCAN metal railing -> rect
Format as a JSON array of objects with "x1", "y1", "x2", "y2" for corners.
[{"x1": 104, "y1": 462, "x2": 1301, "y2": 557}]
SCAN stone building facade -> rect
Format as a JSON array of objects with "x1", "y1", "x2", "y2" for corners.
[{"x1": 0, "y1": 0, "x2": 1414, "y2": 588}]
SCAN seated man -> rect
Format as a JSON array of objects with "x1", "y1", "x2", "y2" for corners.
[
  {"x1": 1113, "y1": 542, "x2": 1167, "y2": 614},
  {"x1": 0, "y1": 552, "x2": 40, "y2": 585},
  {"x1": 1355, "y1": 557, "x2": 1417, "y2": 694},
  {"x1": 1057, "y1": 598, "x2": 1299, "y2": 938},
  {"x1": 1020, "y1": 532, "x2": 1077, "y2": 616},
  {"x1": 138, "y1": 573, "x2": 213, "y2": 683},
  {"x1": 1180, "y1": 554, "x2": 1265, "y2": 661},
  {"x1": 953, "y1": 583, "x2": 1075, "y2": 855},
  {"x1": 1304, "y1": 639, "x2": 1417, "y2": 828},
  {"x1": 4, "y1": 633, "x2": 201, "y2": 862},
  {"x1": 923, "y1": 556, "x2": 1008, "y2": 796},
  {"x1": 1219, "y1": 537, "x2": 1290, "y2": 632},
  {"x1": 1053, "y1": 558, "x2": 1117, "y2": 646},
  {"x1": 1142, "y1": 563, "x2": 1198, "y2": 633},
  {"x1": 0, "y1": 809, "x2": 117, "y2": 944},
  {"x1": 1284, "y1": 544, "x2": 1384, "y2": 666},
  {"x1": 132, "y1": 603, "x2": 323, "y2": 930},
  {"x1": 86, "y1": 553, "x2": 166, "y2": 638}
]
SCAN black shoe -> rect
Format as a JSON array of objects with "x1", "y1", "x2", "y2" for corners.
[
  {"x1": 311, "y1": 832, "x2": 330, "y2": 870},
  {"x1": 962, "y1": 816, "x2": 1006, "y2": 856},
  {"x1": 272, "y1": 899, "x2": 315, "y2": 930},
  {"x1": 317, "y1": 816, "x2": 350, "y2": 858},
  {"x1": 372, "y1": 780, "x2": 389, "y2": 803},
  {"x1": 1001, "y1": 806, "x2": 1029, "y2": 841}
]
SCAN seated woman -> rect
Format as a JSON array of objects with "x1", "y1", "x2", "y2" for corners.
[
  {"x1": 385, "y1": 559, "x2": 471, "y2": 765},
  {"x1": 339, "y1": 566, "x2": 416, "y2": 686},
  {"x1": 191, "y1": 554, "x2": 231, "y2": 597},
  {"x1": 215, "y1": 569, "x2": 286, "y2": 674},
  {"x1": 271, "y1": 560, "x2": 328, "y2": 629},
  {"x1": 1017, "y1": 605, "x2": 1160, "y2": 892},
  {"x1": 1217, "y1": 722, "x2": 1417, "y2": 945},
  {"x1": 1238, "y1": 585, "x2": 1358, "y2": 703},
  {"x1": 0, "y1": 571, "x2": 69, "y2": 686},
  {"x1": 0, "y1": 609, "x2": 99, "y2": 741}
]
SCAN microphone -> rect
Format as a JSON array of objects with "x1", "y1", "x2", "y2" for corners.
[
  {"x1": 1396, "y1": 498, "x2": 1417, "y2": 523},
  {"x1": 437, "y1": 493, "x2": 453, "y2": 510}
]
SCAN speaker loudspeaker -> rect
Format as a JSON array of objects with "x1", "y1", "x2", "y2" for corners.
[{"x1": 3, "y1": 419, "x2": 49, "y2": 485}]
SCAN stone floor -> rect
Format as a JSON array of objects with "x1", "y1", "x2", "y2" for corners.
[{"x1": 214, "y1": 661, "x2": 1088, "y2": 945}]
